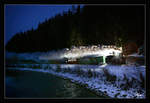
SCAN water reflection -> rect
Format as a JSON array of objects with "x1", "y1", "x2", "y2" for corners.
[{"x1": 6, "y1": 69, "x2": 102, "y2": 98}]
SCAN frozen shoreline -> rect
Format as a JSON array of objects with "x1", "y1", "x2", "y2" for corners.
[{"x1": 6, "y1": 64, "x2": 146, "y2": 99}]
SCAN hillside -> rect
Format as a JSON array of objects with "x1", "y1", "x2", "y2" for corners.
[{"x1": 6, "y1": 5, "x2": 144, "y2": 53}]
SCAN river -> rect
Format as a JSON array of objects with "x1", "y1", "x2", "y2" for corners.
[{"x1": 5, "y1": 68, "x2": 104, "y2": 98}]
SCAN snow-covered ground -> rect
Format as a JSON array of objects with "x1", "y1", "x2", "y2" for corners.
[
  {"x1": 7, "y1": 63, "x2": 146, "y2": 98},
  {"x1": 5, "y1": 45, "x2": 145, "y2": 98}
]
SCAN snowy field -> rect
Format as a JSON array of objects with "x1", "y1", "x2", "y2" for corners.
[{"x1": 7, "y1": 63, "x2": 146, "y2": 98}]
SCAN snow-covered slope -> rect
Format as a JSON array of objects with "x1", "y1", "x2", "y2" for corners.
[{"x1": 7, "y1": 64, "x2": 145, "y2": 98}]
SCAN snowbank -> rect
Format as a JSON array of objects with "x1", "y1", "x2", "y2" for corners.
[{"x1": 7, "y1": 64, "x2": 146, "y2": 98}]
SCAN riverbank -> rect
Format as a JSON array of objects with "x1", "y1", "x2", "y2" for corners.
[
  {"x1": 6, "y1": 63, "x2": 146, "y2": 98},
  {"x1": 6, "y1": 69, "x2": 103, "y2": 98}
]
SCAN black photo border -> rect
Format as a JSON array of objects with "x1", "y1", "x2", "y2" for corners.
[{"x1": 0, "y1": 0, "x2": 149, "y2": 103}]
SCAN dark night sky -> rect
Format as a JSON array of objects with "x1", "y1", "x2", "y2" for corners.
[{"x1": 4, "y1": 4, "x2": 75, "y2": 45}]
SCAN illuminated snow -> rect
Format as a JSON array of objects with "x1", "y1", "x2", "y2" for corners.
[
  {"x1": 39, "y1": 45, "x2": 122, "y2": 60},
  {"x1": 6, "y1": 45, "x2": 122, "y2": 61}
]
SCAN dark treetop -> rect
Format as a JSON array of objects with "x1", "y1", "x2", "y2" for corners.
[{"x1": 6, "y1": 5, "x2": 144, "y2": 53}]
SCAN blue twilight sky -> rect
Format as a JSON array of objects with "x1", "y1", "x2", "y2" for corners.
[{"x1": 4, "y1": 4, "x2": 77, "y2": 45}]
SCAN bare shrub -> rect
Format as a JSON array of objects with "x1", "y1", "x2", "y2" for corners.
[
  {"x1": 92, "y1": 70, "x2": 97, "y2": 78},
  {"x1": 140, "y1": 73, "x2": 145, "y2": 88},
  {"x1": 56, "y1": 65, "x2": 61, "y2": 72},
  {"x1": 120, "y1": 74, "x2": 134, "y2": 90},
  {"x1": 76, "y1": 68, "x2": 83, "y2": 76},
  {"x1": 87, "y1": 69, "x2": 93, "y2": 78},
  {"x1": 102, "y1": 68, "x2": 116, "y2": 83}
]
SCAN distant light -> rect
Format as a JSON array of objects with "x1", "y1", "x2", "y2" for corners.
[{"x1": 39, "y1": 45, "x2": 122, "y2": 60}]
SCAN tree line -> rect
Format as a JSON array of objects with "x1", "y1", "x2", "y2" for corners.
[{"x1": 6, "y1": 5, "x2": 144, "y2": 53}]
